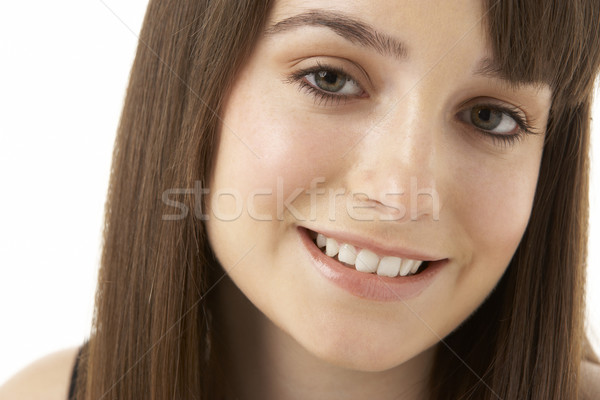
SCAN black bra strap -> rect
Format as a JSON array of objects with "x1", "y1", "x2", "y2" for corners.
[{"x1": 68, "y1": 345, "x2": 85, "y2": 400}]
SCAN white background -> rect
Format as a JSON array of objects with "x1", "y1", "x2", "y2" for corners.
[{"x1": 0, "y1": 1, "x2": 599, "y2": 386}]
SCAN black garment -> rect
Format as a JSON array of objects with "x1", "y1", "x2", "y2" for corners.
[{"x1": 68, "y1": 345, "x2": 84, "y2": 400}]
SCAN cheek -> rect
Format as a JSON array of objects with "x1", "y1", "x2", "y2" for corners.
[
  {"x1": 212, "y1": 81, "x2": 361, "y2": 214},
  {"x1": 419, "y1": 146, "x2": 543, "y2": 338},
  {"x1": 216, "y1": 93, "x2": 313, "y2": 187},
  {"x1": 448, "y1": 148, "x2": 541, "y2": 266},
  {"x1": 206, "y1": 80, "x2": 337, "y2": 283}
]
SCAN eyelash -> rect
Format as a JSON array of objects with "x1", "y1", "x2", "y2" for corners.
[{"x1": 286, "y1": 64, "x2": 537, "y2": 147}]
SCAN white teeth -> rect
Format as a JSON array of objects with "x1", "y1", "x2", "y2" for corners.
[
  {"x1": 355, "y1": 249, "x2": 379, "y2": 273},
  {"x1": 338, "y1": 244, "x2": 357, "y2": 265},
  {"x1": 399, "y1": 259, "x2": 414, "y2": 277},
  {"x1": 410, "y1": 260, "x2": 422, "y2": 274},
  {"x1": 313, "y1": 231, "x2": 427, "y2": 277},
  {"x1": 377, "y1": 256, "x2": 402, "y2": 277},
  {"x1": 325, "y1": 238, "x2": 339, "y2": 257},
  {"x1": 316, "y1": 233, "x2": 327, "y2": 248}
]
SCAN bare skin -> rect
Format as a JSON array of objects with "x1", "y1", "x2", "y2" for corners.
[
  {"x1": 213, "y1": 275, "x2": 435, "y2": 400},
  {"x1": 0, "y1": 347, "x2": 78, "y2": 400}
]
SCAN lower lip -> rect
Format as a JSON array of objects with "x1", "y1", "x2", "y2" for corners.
[{"x1": 298, "y1": 227, "x2": 447, "y2": 302}]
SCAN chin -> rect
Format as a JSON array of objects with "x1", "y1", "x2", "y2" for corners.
[{"x1": 280, "y1": 310, "x2": 439, "y2": 373}]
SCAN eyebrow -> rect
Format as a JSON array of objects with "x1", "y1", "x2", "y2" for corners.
[
  {"x1": 265, "y1": 10, "x2": 408, "y2": 60},
  {"x1": 266, "y1": 9, "x2": 539, "y2": 89}
]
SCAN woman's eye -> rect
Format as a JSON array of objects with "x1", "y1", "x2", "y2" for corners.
[
  {"x1": 304, "y1": 70, "x2": 363, "y2": 96},
  {"x1": 462, "y1": 106, "x2": 519, "y2": 134}
]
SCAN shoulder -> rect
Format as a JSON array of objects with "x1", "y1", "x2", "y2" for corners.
[
  {"x1": 0, "y1": 347, "x2": 80, "y2": 400},
  {"x1": 580, "y1": 360, "x2": 600, "y2": 400}
]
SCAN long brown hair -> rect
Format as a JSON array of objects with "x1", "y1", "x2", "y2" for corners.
[{"x1": 75, "y1": 0, "x2": 600, "y2": 399}]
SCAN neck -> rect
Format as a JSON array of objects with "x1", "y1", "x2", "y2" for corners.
[{"x1": 213, "y1": 275, "x2": 436, "y2": 400}]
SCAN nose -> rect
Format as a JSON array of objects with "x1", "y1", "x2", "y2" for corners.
[{"x1": 344, "y1": 97, "x2": 442, "y2": 222}]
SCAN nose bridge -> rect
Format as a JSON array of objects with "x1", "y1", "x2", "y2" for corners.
[
  {"x1": 348, "y1": 92, "x2": 440, "y2": 220},
  {"x1": 382, "y1": 96, "x2": 435, "y2": 171}
]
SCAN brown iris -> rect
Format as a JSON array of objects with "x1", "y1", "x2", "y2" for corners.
[
  {"x1": 314, "y1": 70, "x2": 346, "y2": 92},
  {"x1": 471, "y1": 106, "x2": 503, "y2": 131}
]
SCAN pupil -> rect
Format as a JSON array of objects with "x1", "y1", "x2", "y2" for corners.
[
  {"x1": 478, "y1": 108, "x2": 491, "y2": 122},
  {"x1": 323, "y1": 72, "x2": 338, "y2": 84}
]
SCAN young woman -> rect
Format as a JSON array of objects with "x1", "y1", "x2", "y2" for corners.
[{"x1": 3, "y1": 0, "x2": 600, "y2": 399}]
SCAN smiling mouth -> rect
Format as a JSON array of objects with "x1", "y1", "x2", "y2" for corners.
[{"x1": 308, "y1": 230, "x2": 430, "y2": 278}]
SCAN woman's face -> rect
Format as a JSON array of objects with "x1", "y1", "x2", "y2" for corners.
[{"x1": 206, "y1": 0, "x2": 551, "y2": 371}]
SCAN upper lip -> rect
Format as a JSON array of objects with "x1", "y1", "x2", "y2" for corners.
[{"x1": 302, "y1": 226, "x2": 446, "y2": 262}]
